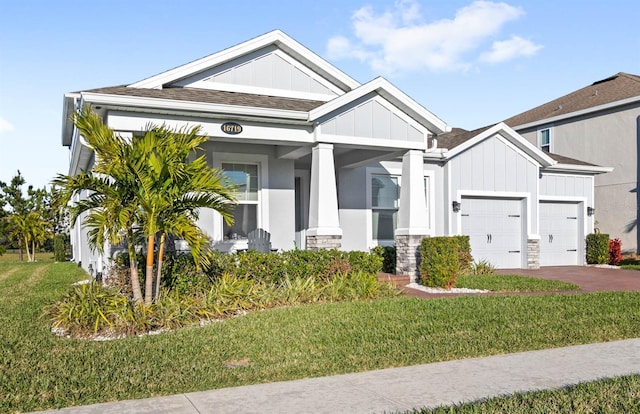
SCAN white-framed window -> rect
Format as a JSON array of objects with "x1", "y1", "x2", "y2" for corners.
[
  {"x1": 369, "y1": 172, "x2": 432, "y2": 243},
  {"x1": 371, "y1": 175, "x2": 399, "y2": 241},
  {"x1": 539, "y1": 128, "x2": 552, "y2": 152},
  {"x1": 222, "y1": 162, "x2": 259, "y2": 239}
]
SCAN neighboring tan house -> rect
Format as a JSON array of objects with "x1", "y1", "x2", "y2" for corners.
[
  {"x1": 505, "y1": 73, "x2": 640, "y2": 253},
  {"x1": 61, "y1": 30, "x2": 609, "y2": 279}
]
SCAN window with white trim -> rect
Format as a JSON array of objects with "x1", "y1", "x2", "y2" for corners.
[
  {"x1": 539, "y1": 128, "x2": 551, "y2": 152},
  {"x1": 222, "y1": 163, "x2": 259, "y2": 239},
  {"x1": 371, "y1": 175, "x2": 399, "y2": 241},
  {"x1": 370, "y1": 174, "x2": 431, "y2": 242}
]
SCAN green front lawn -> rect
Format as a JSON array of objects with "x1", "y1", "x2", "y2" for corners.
[
  {"x1": 456, "y1": 274, "x2": 580, "y2": 292},
  {"x1": 415, "y1": 375, "x2": 640, "y2": 413},
  {"x1": 2, "y1": 260, "x2": 639, "y2": 412}
]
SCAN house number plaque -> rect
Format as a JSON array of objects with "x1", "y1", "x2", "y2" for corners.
[{"x1": 221, "y1": 122, "x2": 243, "y2": 135}]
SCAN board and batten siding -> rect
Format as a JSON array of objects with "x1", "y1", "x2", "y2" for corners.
[
  {"x1": 539, "y1": 174, "x2": 593, "y2": 201},
  {"x1": 449, "y1": 135, "x2": 539, "y2": 235},
  {"x1": 319, "y1": 94, "x2": 424, "y2": 143},
  {"x1": 450, "y1": 135, "x2": 539, "y2": 193},
  {"x1": 172, "y1": 45, "x2": 338, "y2": 97}
]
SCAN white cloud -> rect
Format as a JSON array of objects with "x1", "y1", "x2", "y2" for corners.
[
  {"x1": 326, "y1": 0, "x2": 542, "y2": 73},
  {"x1": 0, "y1": 116, "x2": 14, "y2": 134},
  {"x1": 480, "y1": 35, "x2": 543, "y2": 63}
]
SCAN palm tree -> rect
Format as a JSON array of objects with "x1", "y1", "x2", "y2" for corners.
[
  {"x1": 127, "y1": 124, "x2": 236, "y2": 304},
  {"x1": 8, "y1": 211, "x2": 51, "y2": 262},
  {"x1": 55, "y1": 106, "x2": 237, "y2": 305},
  {"x1": 54, "y1": 108, "x2": 146, "y2": 303}
]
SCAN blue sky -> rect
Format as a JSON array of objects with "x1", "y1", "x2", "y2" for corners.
[{"x1": 1, "y1": 0, "x2": 638, "y2": 189}]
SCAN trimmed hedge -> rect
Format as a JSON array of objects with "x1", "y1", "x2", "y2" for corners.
[
  {"x1": 53, "y1": 234, "x2": 67, "y2": 262},
  {"x1": 419, "y1": 237, "x2": 459, "y2": 288},
  {"x1": 372, "y1": 245, "x2": 397, "y2": 274},
  {"x1": 161, "y1": 249, "x2": 384, "y2": 292},
  {"x1": 586, "y1": 233, "x2": 610, "y2": 264},
  {"x1": 452, "y1": 235, "x2": 472, "y2": 274}
]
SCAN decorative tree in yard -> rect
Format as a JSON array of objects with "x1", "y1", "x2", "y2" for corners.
[
  {"x1": 0, "y1": 172, "x2": 54, "y2": 261},
  {"x1": 54, "y1": 107, "x2": 236, "y2": 305}
]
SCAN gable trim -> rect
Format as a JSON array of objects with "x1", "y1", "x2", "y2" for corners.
[
  {"x1": 443, "y1": 122, "x2": 555, "y2": 167},
  {"x1": 309, "y1": 77, "x2": 448, "y2": 134},
  {"x1": 129, "y1": 30, "x2": 360, "y2": 92},
  {"x1": 174, "y1": 47, "x2": 343, "y2": 101}
]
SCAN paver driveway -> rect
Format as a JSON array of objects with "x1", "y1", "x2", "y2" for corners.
[
  {"x1": 498, "y1": 265, "x2": 640, "y2": 293},
  {"x1": 398, "y1": 265, "x2": 640, "y2": 298}
]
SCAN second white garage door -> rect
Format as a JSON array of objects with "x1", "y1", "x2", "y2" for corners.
[
  {"x1": 461, "y1": 197, "x2": 524, "y2": 268},
  {"x1": 539, "y1": 201, "x2": 581, "y2": 266}
]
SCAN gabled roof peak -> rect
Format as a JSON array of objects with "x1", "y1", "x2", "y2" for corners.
[{"x1": 128, "y1": 29, "x2": 360, "y2": 92}]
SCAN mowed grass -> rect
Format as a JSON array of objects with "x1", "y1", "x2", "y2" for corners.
[
  {"x1": 415, "y1": 375, "x2": 640, "y2": 413},
  {"x1": 456, "y1": 274, "x2": 579, "y2": 292},
  {"x1": 2, "y1": 259, "x2": 640, "y2": 412}
]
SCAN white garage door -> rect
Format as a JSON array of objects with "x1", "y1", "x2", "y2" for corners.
[
  {"x1": 461, "y1": 197, "x2": 523, "y2": 269},
  {"x1": 539, "y1": 202, "x2": 581, "y2": 266}
]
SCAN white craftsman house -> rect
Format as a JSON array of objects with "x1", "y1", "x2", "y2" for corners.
[{"x1": 61, "y1": 30, "x2": 611, "y2": 280}]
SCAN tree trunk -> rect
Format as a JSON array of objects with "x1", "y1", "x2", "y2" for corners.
[
  {"x1": 24, "y1": 236, "x2": 32, "y2": 262},
  {"x1": 31, "y1": 240, "x2": 36, "y2": 262},
  {"x1": 144, "y1": 234, "x2": 155, "y2": 306},
  {"x1": 154, "y1": 233, "x2": 166, "y2": 301},
  {"x1": 127, "y1": 230, "x2": 144, "y2": 304}
]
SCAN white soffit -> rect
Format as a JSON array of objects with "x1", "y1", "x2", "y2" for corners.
[
  {"x1": 309, "y1": 77, "x2": 448, "y2": 134},
  {"x1": 128, "y1": 30, "x2": 360, "y2": 92}
]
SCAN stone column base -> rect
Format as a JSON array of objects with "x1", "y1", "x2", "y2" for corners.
[
  {"x1": 306, "y1": 235, "x2": 341, "y2": 250},
  {"x1": 527, "y1": 238, "x2": 540, "y2": 269},
  {"x1": 395, "y1": 234, "x2": 427, "y2": 283}
]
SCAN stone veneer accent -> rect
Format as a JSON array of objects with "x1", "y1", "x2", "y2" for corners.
[
  {"x1": 306, "y1": 235, "x2": 341, "y2": 250},
  {"x1": 395, "y1": 234, "x2": 427, "y2": 283},
  {"x1": 527, "y1": 238, "x2": 540, "y2": 269}
]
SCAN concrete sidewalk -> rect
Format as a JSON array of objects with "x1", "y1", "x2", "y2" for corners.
[{"x1": 37, "y1": 338, "x2": 640, "y2": 413}]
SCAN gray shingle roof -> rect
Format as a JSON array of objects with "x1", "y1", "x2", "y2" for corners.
[
  {"x1": 437, "y1": 125, "x2": 494, "y2": 149},
  {"x1": 81, "y1": 85, "x2": 326, "y2": 112},
  {"x1": 504, "y1": 72, "x2": 640, "y2": 127}
]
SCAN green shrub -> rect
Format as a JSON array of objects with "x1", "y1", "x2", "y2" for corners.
[
  {"x1": 586, "y1": 233, "x2": 610, "y2": 264},
  {"x1": 162, "y1": 253, "x2": 212, "y2": 294},
  {"x1": 346, "y1": 250, "x2": 383, "y2": 274},
  {"x1": 53, "y1": 234, "x2": 67, "y2": 262},
  {"x1": 452, "y1": 235, "x2": 472, "y2": 274},
  {"x1": 419, "y1": 237, "x2": 459, "y2": 288},
  {"x1": 372, "y1": 245, "x2": 397, "y2": 274}
]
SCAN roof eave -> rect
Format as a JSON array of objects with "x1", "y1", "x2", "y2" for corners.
[
  {"x1": 543, "y1": 164, "x2": 614, "y2": 175},
  {"x1": 79, "y1": 92, "x2": 312, "y2": 123},
  {"x1": 62, "y1": 93, "x2": 80, "y2": 147},
  {"x1": 511, "y1": 96, "x2": 640, "y2": 130}
]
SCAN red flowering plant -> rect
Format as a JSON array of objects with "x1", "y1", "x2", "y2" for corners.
[{"x1": 609, "y1": 238, "x2": 622, "y2": 266}]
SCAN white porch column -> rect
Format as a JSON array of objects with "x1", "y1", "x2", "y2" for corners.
[
  {"x1": 395, "y1": 149, "x2": 428, "y2": 281},
  {"x1": 306, "y1": 143, "x2": 342, "y2": 250}
]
